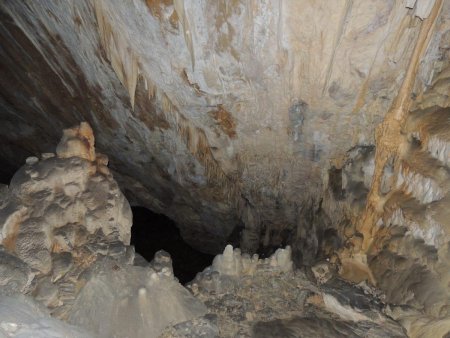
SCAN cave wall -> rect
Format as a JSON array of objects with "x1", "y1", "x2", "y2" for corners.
[{"x1": 0, "y1": 0, "x2": 449, "y2": 257}]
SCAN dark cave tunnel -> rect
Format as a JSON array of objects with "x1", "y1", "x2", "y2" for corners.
[{"x1": 130, "y1": 206, "x2": 214, "y2": 284}]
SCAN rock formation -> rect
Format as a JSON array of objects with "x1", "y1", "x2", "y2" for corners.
[
  {"x1": 0, "y1": 295, "x2": 92, "y2": 338},
  {"x1": 0, "y1": 122, "x2": 131, "y2": 274},
  {"x1": 0, "y1": 123, "x2": 208, "y2": 338},
  {"x1": 0, "y1": 0, "x2": 449, "y2": 337},
  {"x1": 0, "y1": 123, "x2": 434, "y2": 338},
  {"x1": 1, "y1": 0, "x2": 449, "y2": 256},
  {"x1": 211, "y1": 244, "x2": 293, "y2": 277},
  {"x1": 179, "y1": 244, "x2": 407, "y2": 337}
]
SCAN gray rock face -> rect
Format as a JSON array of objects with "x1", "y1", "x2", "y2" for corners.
[
  {"x1": 315, "y1": 91, "x2": 450, "y2": 337},
  {"x1": 0, "y1": 248, "x2": 34, "y2": 295},
  {"x1": 160, "y1": 315, "x2": 219, "y2": 338},
  {"x1": 51, "y1": 252, "x2": 74, "y2": 283},
  {"x1": 150, "y1": 249, "x2": 174, "y2": 277},
  {"x1": 252, "y1": 316, "x2": 404, "y2": 338}
]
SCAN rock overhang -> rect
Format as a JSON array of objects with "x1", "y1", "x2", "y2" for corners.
[{"x1": 0, "y1": 0, "x2": 449, "y2": 255}]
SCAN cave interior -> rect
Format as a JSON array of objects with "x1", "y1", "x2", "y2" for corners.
[{"x1": 0, "y1": 0, "x2": 449, "y2": 337}]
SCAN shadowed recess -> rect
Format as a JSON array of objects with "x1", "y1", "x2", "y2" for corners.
[{"x1": 130, "y1": 206, "x2": 214, "y2": 284}]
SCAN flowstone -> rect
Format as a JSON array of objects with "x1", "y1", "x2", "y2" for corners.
[
  {"x1": 0, "y1": 295, "x2": 93, "y2": 338},
  {"x1": 68, "y1": 257, "x2": 207, "y2": 338}
]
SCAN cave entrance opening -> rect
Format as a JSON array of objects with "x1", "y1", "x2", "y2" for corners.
[{"x1": 130, "y1": 206, "x2": 214, "y2": 284}]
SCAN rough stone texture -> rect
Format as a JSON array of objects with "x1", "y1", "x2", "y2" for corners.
[
  {"x1": 308, "y1": 3, "x2": 450, "y2": 335},
  {"x1": 161, "y1": 315, "x2": 220, "y2": 338},
  {"x1": 0, "y1": 124, "x2": 132, "y2": 274},
  {"x1": 0, "y1": 127, "x2": 211, "y2": 338},
  {"x1": 211, "y1": 244, "x2": 293, "y2": 277},
  {"x1": 56, "y1": 122, "x2": 96, "y2": 162},
  {"x1": 0, "y1": 0, "x2": 449, "y2": 256},
  {"x1": 0, "y1": 131, "x2": 447, "y2": 337},
  {"x1": 326, "y1": 107, "x2": 450, "y2": 336},
  {"x1": 0, "y1": 122, "x2": 134, "y2": 305},
  {"x1": 0, "y1": 248, "x2": 35, "y2": 295},
  {"x1": 0, "y1": 2, "x2": 449, "y2": 337},
  {"x1": 363, "y1": 106, "x2": 450, "y2": 337},
  {"x1": 182, "y1": 245, "x2": 406, "y2": 338}
]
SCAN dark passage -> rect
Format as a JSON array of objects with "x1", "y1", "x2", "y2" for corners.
[{"x1": 130, "y1": 206, "x2": 214, "y2": 284}]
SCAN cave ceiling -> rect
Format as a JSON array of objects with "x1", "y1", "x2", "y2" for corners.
[{"x1": 0, "y1": 0, "x2": 449, "y2": 253}]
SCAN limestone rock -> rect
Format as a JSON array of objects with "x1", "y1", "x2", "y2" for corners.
[
  {"x1": 1, "y1": 0, "x2": 449, "y2": 256},
  {"x1": 51, "y1": 252, "x2": 74, "y2": 283},
  {"x1": 34, "y1": 278, "x2": 61, "y2": 308},
  {"x1": 14, "y1": 223, "x2": 52, "y2": 274},
  {"x1": 0, "y1": 2, "x2": 449, "y2": 337},
  {"x1": 211, "y1": 244, "x2": 292, "y2": 277},
  {"x1": 56, "y1": 122, "x2": 96, "y2": 162},
  {"x1": 0, "y1": 122, "x2": 132, "y2": 274},
  {"x1": 0, "y1": 248, "x2": 35, "y2": 295},
  {"x1": 150, "y1": 249, "x2": 174, "y2": 277},
  {"x1": 311, "y1": 261, "x2": 333, "y2": 285},
  {"x1": 191, "y1": 247, "x2": 405, "y2": 338},
  {"x1": 68, "y1": 257, "x2": 207, "y2": 338},
  {"x1": 0, "y1": 295, "x2": 93, "y2": 337},
  {"x1": 211, "y1": 245, "x2": 245, "y2": 277},
  {"x1": 160, "y1": 315, "x2": 219, "y2": 338},
  {"x1": 252, "y1": 315, "x2": 405, "y2": 338}
]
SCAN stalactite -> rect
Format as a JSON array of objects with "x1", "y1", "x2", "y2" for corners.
[
  {"x1": 173, "y1": 0, "x2": 195, "y2": 70},
  {"x1": 94, "y1": 0, "x2": 140, "y2": 109},
  {"x1": 93, "y1": 0, "x2": 237, "y2": 202}
]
